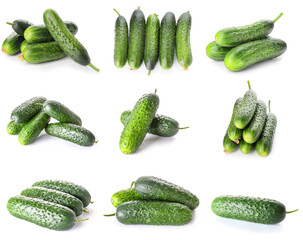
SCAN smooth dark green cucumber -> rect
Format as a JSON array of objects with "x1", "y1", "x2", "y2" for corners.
[
  {"x1": 206, "y1": 41, "x2": 233, "y2": 61},
  {"x1": 223, "y1": 131, "x2": 238, "y2": 153},
  {"x1": 7, "y1": 121, "x2": 27, "y2": 135},
  {"x1": 227, "y1": 97, "x2": 243, "y2": 143},
  {"x1": 20, "y1": 40, "x2": 29, "y2": 53},
  {"x1": 111, "y1": 183, "x2": 143, "y2": 208},
  {"x1": 135, "y1": 176, "x2": 199, "y2": 210},
  {"x1": 32, "y1": 180, "x2": 92, "y2": 208},
  {"x1": 2, "y1": 32, "x2": 24, "y2": 55},
  {"x1": 7, "y1": 19, "x2": 33, "y2": 36},
  {"x1": 239, "y1": 139, "x2": 254, "y2": 154}
]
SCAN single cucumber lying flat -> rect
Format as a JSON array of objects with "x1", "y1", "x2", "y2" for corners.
[
  {"x1": 239, "y1": 139, "x2": 254, "y2": 154},
  {"x1": 227, "y1": 97, "x2": 243, "y2": 143},
  {"x1": 7, "y1": 121, "x2": 27, "y2": 135},
  {"x1": 111, "y1": 183, "x2": 143, "y2": 208},
  {"x1": 2, "y1": 32, "x2": 24, "y2": 55},
  {"x1": 20, "y1": 40, "x2": 29, "y2": 53},
  {"x1": 223, "y1": 131, "x2": 238, "y2": 153},
  {"x1": 7, "y1": 19, "x2": 33, "y2": 36},
  {"x1": 206, "y1": 41, "x2": 233, "y2": 61}
]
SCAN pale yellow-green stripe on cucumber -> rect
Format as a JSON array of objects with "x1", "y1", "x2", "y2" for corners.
[{"x1": 228, "y1": 97, "x2": 243, "y2": 143}]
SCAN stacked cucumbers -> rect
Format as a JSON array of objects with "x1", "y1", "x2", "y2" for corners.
[
  {"x1": 114, "y1": 7, "x2": 192, "y2": 74},
  {"x1": 223, "y1": 81, "x2": 277, "y2": 157},
  {"x1": 7, "y1": 97, "x2": 96, "y2": 146},
  {"x1": 106, "y1": 176, "x2": 199, "y2": 225},
  {"x1": 206, "y1": 13, "x2": 287, "y2": 71},
  {"x1": 7, "y1": 180, "x2": 91, "y2": 231}
]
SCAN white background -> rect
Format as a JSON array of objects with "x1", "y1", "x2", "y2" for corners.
[{"x1": 0, "y1": 0, "x2": 302, "y2": 239}]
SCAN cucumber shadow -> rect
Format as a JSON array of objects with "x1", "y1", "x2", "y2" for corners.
[{"x1": 136, "y1": 134, "x2": 176, "y2": 153}]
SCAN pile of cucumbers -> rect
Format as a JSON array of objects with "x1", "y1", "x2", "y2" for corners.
[
  {"x1": 114, "y1": 7, "x2": 192, "y2": 74},
  {"x1": 106, "y1": 176, "x2": 199, "y2": 225},
  {"x1": 8, "y1": 96, "x2": 96, "y2": 146},
  {"x1": 7, "y1": 180, "x2": 92, "y2": 231},
  {"x1": 206, "y1": 13, "x2": 287, "y2": 71},
  {"x1": 2, "y1": 9, "x2": 99, "y2": 71},
  {"x1": 223, "y1": 81, "x2": 277, "y2": 156}
]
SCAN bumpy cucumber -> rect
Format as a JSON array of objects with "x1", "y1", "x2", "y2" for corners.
[
  {"x1": 7, "y1": 121, "x2": 27, "y2": 135},
  {"x1": 135, "y1": 176, "x2": 199, "y2": 210},
  {"x1": 159, "y1": 12, "x2": 176, "y2": 70},
  {"x1": 42, "y1": 100, "x2": 82, "y2": 126},
  {"x1": 2, "y1": 32, "x2": 24, "y2": 55},
  {"x1": 43, "y1": 9, "x2": 99, "y2": 71},
  {"x1": 227, "y1": 97, "x2": 243, "y2": 143},
  {"x1": 215, "y1": 13, "x2": 283, "y2": 47},
  {"x1": 119, "y1": 92, "x2": 159, "y2": 154},
  {"x1": 239, "y1": 140, "x2": 254, "y2": 154},
  {"x1": 20, "y1": 40, "x2": 29, "y2": 52},
  {"x1": 113, "y1": 9, "x2": 128, "y2": 68},
  {"x1": 45, "y1": 123, "x2": 95, "y2": 147},
  {"x1": 111, "y1": 183, "x2": 143, "y2": 207},
  {"x1": 234, "y1": 81, "x2": 257, "y2": 129},
  {"x1": 256, "y1": 101, "x2": 277, "y2": 157},
  {"x1": 7, "y1": 19, "x2": 33, "y2": 36},
  {"x1": 32, "y1": 180, "x2": 92, "y2": 207},
  {"x1": 223, "y1": 131, "x2": 238, "y2": 154},
  {"x1": 176, "y1": 12, "x2": 192, "y2": 69},
  {"x1": 128, "y1": 7, "x2": 145, "y2": 70},
  {"x1": 211, "y1": 195, "x2": 298, "y2": 224},
  {"x1": 24, "y1": 21, "x2": 78, "y2": 44},
  {"x1": 206, "y1": 41, "x2": 233, "y2": 61}
]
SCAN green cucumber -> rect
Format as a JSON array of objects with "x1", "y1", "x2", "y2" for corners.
[
  {"x1": 206, "y1": 41, "x2": 233, "y2": 61},
  {"x1": 42, "y1": 100, "x2": 82, "y2": 126},
  {"x1": 18, "y1": 112, "x2": 50, "y2": 145},
  {"x1": 223, "y1": 131, "x2": 238, "y2": 154},
  {"x1": 113, "y1": 9, "x2": 128, "y2": 68},
  {"x1": 135, "y1": 176, "x2": 199, "y2": 210},
  {"x1": 234, "y1": 81, "x2": 257, "y2": 129},
  {"x1": 239, "y1": 139, "x2": 254, "y2": 154},
  {"x1": 144, "y1": 14, "x2": 160, "y2": 75},
  {"x1": 159, "y1": 12, "x2": 176, "y2": 70},
  {"x1": 24, "y1": 21, "x2": 78, "y2": 44},
  {"x1": 43, "y1": 9, "x2": 99, "y2": 71},
  {"x1": 20, "y1": 40, "x2": 29, "y2": 53},
  {"x1": 7, "y1": 19, "x2": 33, "y2": 36},
  {"x1": 256, "y1": 101, "x2": 277, "y2": 157},
  {"x1": 227, "y1": 97, "x2": 243, "y2": 143},
  {"x1": 10, "y1": 96, "x2": 47, "y2": 124},
  {"x1": 128, "y1": 7, "x2": 145, "y2": 70},
  {"x1": 7, "y1": 121, "x2": 27, "y2": 135},
  {"x1": 111, "y1": 182, "x2": 143, "y2": 208},
  {"x1": 32, "y1": 180, "x2": 92, "y2": 207},
  {"x1": 45, "y1": 123, "x2": 96, "y2": 147},
  {"x1": 215, "y1": 13, "x2": 283, "y2": 47},
  {"x1": 119, "y1": 92, "x2": 159, "y2": 154},
  {"x1": 2, "y1": 32, "x2": 24, "y2": 55},
  {"x1": 176, "y1": 12, "x2": 192, "y2": 69},
  {"x1": 211, "y1": 195, "x2": 298, "y2": 224}
]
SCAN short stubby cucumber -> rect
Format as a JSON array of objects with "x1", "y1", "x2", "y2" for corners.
[
  {"x1": 135, "y1": 176, "x2": 199, "y2": 210},
  {"x1": 7, "y1": 121, "x2": 27, "y2": 135},
  {"x1": 20, "y1": 40, "x2": 29, "y2": 53},
  {"x1": 239, "y1": 139, "x2": 254, "y2": 154},
  {"x1": 32, "y1": 180, "x2": 92, "y2": 207},
  {"x1": 227, "y1": 97, "x2": 243, "y2": 143},
  {"x1": 2, "y1": 32, "x2": 24, "y2": 55},
  {"x1": 206, "y1": 41, "x2": 233, "y2": 61},
  {"x1": 215, "y1": 13, "x2": 284, "y2": 47},
  {"x1": 7, "y1": 19, "x2": 33, "y2": 36},
  {"x1": 111, "y1": 183, "x2": 143, "y2": 208},
  {"x1": 223, "y1": 131, "x2": 238, "y2": 154},
  {"x1": 45, "y1": 123, "x2": 95, "y2": 147},
  {"x1": 211, "y1": 195, "x2": 298, "y2": 224}
]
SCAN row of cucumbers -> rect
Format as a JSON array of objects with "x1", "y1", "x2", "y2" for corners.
[
  {"x1": 8, "y1": 96, "x2": 96, "y2": 146},
  {"x1": 206, "y1": 13, "x2": 287, "y2": 71},
  {"x1": 2, "y1": 9, "x2": 99, "y2": 71},
  {"x1": 114, "y1": 7, "x2": 192, "y2": 74},
  {"x1": 223, "y1": 81, "x2": 277, "y2": 156}
]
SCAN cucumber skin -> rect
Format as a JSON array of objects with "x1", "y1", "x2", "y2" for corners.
[
  {"x1": 225, "y1": 38, "x2": 287, "y2": 71},
  {"x1": 21, "y1": 40, "x2": 29, "y2": 53},
  {"x1": 7, "y1": 121, "x2": 26, "y2": 135},
  {"x1": 223, "y1": 131, "x2": 238, "y2": 153},
  {"x1": 10, "y1": 96, "x2": 47, "y2": 124},
  {"x1": 176, "y1": 12, "x2": 192, "y2": 68},
  {"x1": 135, "y1": 176, "x2": 199, "y2": 210},
  {"x1": 32, "y1": 180, "x2": 92, "y2": 208},
  {"x1": 10, "y1": 19, "x2": 33, "y2": 36},
  {"x1": 116, "y1": 201, "x2": 192, "y2": 225},
  {"x1": 45, "y1": 123, "x2": 95, "y2": 147},
  {"x1": 24, "y1": 21, "x2": 78, "y2": 44},
  {"x1": 211, "y1": 195, "x2": 286, "y2": 224},
  {"x1": 42, "y1": 100, "x2": 82, "y2": 126},
  {"x1": 206, "y1": 41, "x2": 233, "y2": 61},
  {"x1": 114, "y1": 15, "x2": 128, "y2": 68},
  {"x1": 119, "y1": 93, "x2": 159, "y2": 154},
  {"x1": 256, "y1": 112, "x2": 277, "y2": 157},
  {"x1": 159, "y1": 12, "x2": 176, "y2": 70},
  {"x1": 7, "y1": 196, "x2": 76, "y2": 230},
  {"x1": 111, "y1": 188, "x2": 143, "y2": 208},
  {"x1": 239, "y1": 139, "x2": 254, "y2": 154},
  {"x1": 128, "y1": 8, "x2": 146, "y2": 70},
  {"x1": 228, "y1": 97, "x2": 243, "y2": 142},
  {"x1": 2, "y1": 32, "x2": 24, "y2": 55}
]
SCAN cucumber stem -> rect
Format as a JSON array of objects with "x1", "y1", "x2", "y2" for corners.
[
  {"x1": 82, "y1": 209, "x2": 89, "y2": 213},
  {"x1": 18, "y1": 54, "x2": 24, "y2": 61},
  {"x1": 155, "y1": 89, "x2": 157, "y2": 94},
  {"x1": 273, "y1": 13, "x2": 283, "y2": 23},
  {"x1": 148, "y1": 70, "x2": 151, "y2": 76},
  {"x1": 113, "y1": 8, "x2": 121, "y2": 16},
  {"x1": 6, "y1": 22, "x2": 14, "y2": 26},
  {"x1": 179, "y1": 127, "x2": 190, "y2": 130},
  {"x1": 184, "y1": 67, "x2": 189, "y2": 70},
  {"x1": 224, "y1": 150, "x2": 230, "y2": 154},
  {"x1": 233, "y1": 139, "x2": 240, "y2": 144},
  {"x1": 286, "y1": 209, "x2": 299, "y2": 214},
  {"x1": 35, "y1": 103, "x2": 45, "y2": 106},
  {"x1": 247, "y1": 80, "x2": 251, "y2": 90},
  {"x1": 74, "y1": 218, "x2": 89, "y2": 222},
  {"x1": 2, "y1": 49, "x2": 8, "y2": 55},
  {"x1": 138, "y1": 6, "x2": 140, "y2": 9},
  {"x1": 104, "y1": 213, "x2": 116, "y2": 217},
  {"x1": 95, "y1": 140, "x2": 98, "y2": 144},
  {"x1": 88, "y1": 63, "x2": 100, "y2": 72},
  {"x1": 130, "y1": 181, "x2": 136, "y2": 188},
  {"x1": 90, "y1": 201, "x2": 94, "y2": 204},
  {"x1": 268, "y1": 100, "x2": 271, "y2": 113}
]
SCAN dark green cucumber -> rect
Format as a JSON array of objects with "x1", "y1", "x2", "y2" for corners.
[
  {"x1": 243, "y1": 100, "x2": 267, "y2": 143},
  {"x1": 215, "y1": 13, "x2": 283, "y2": 47},
  {"x1": 223, "y1": 131, "x2": 238, "y2": 153},
  {"x1": 211, "y1": 195, "x2": 298, "y2": 224},
  {"x1": 234, "y1": 81, "x2": 257, "y2": 129},
  {"x1": 225, "y1": 37, "x2": 287, "y2": 71},
  {"x1": 42, "y1": 100, "x2": 82, "y2": 126},
  {"x1": 32, "y1": 180, "x2": 92, "y2": 207},
  {"x1": 18, "y1": 112, "x2": 50, "y2": 145},
  {"x1": 239, "y1": 139, "x2": 254, "y2": 154},
  {"x1": 159, "y1": 12, "x2": 176, "y2": 70},
  {"x1": 119, "y1": 92, "x2": 159, "y2": 154},
  {"x1": 144, "y1": 14, "x2": 160, "y2": 75},
  {"x1": 227, "y1": 97, "x2": 243, "y2": 143},
  {"x1": 128, "y1": 7, "x2": 145, "y2": 70},
  {"x1": 113, "y1": 9, "x2": 128, "y2": 68},
  {"x1": 256, "y1": 101, "x2": 277, "y2": 157},
  {"x1": 20, "y1": 40, "x2": 29, "y2": 52},
  {"x1": 24, "y1": 21, "x2": 78, "y2": 44},
  {"x1": 7, "y1": 121, "x2": 27, "y2": 135},
  {"x1": 10, "y1": 96, "x2": 47, "y2": 124},
  {"x1": 176, "y1": 12, "x2": 192, "y2": 69},
  {"x1": 111, "y1": 183, "x2": 143, "y2": 208},
  {"x1": 7, "y1": 19, "x2": 33, "y2": 36},
  {"x1": 206, "y1": 41, "x2": 233, "y2": 61},
  {"x1": 21, "y1": 187, "x2": 84, "y2": 216},
  {"x1": 135, "y1": 176, "x2": 199, "y2": 210},
  {"x1": 2, "y1": 32, "x2": 24, "y2": 55},
  {"x1": 43, "y1": 9, "x2": 99, "y2": 71}
]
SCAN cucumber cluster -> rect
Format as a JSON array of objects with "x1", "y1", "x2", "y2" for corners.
[
  {"x1": 206, "y1": 13, "x2": 287, "y2": 71},
  {"x1": 7, "y1": 97, "x2": 96, "y2": 146},
  {"x1": 223, "y1": 81, "x2": 277, "y2": 157}
]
